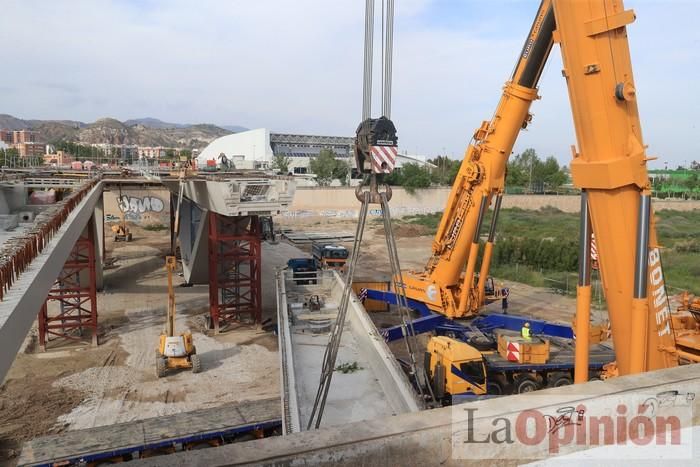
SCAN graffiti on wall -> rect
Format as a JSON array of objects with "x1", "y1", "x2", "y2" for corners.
[
  {"x1": 118, "y1": 195, "x2": 165, "y2": 214},
  {"x1": 114, "y1": 194, "x2": 168, "y2": 223}
]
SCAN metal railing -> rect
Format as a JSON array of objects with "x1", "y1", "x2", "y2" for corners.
[{"x1": 0, "y1": 176, "x2": 101, "y2": 301}]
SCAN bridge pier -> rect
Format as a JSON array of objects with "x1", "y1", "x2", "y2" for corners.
[
  {"x1": 207, "y1": 213, "x2": 262, "y2": 333},
  {"x1": 38, "y1": 215, "x2": 99, "y2": 351}
]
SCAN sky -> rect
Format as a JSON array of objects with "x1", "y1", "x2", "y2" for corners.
[{"x1": 1, "y1": 0, "x2": 698, "y2": 169}]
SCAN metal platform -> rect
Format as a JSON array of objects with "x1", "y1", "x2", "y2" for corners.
[
  {"x1": 482, "y1": 344, "x2": 615, "y2": 371},
  {"x1": 18, "y1": 398, "x2": 281, "y2": 466}
]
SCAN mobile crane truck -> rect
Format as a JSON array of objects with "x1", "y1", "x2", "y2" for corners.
[
  {"x1": 425, "y1": 334, "x2": 614, "y2": 402},
  {"x1": 389, "y1": 0, "x2": 700, "y2": 401}
]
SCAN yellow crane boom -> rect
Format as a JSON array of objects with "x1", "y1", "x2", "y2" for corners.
[{"x1": 402, "y1": 0, "x2": 690, "y2": 377}]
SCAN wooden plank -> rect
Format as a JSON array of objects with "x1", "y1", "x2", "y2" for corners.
[{"x1": 18, "y1": 398, "x2": 280, "y2": 466}]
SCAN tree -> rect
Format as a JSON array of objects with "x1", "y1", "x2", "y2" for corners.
[
  {"x1": 309, "y1": 149, "x2": 341, "y2": 186},
  {"x1": 0, "y1": 148, "x2": 20, "y2": 167},
  {"x1": 271, "y1": 153, "x2": 292, "y2": 174},
  {"x1": 332, "y1": 158, "x2": 350, "y2": 185},
  {"x1": 401, "y1": 163, "x2": 432, "y2": 192},
  {"x1": 428, "y1": 155, "x2": 461, "y2": 185},
  {"x1": 541, "y1": 156, "x2": 568, "y2": 189},
  {"x1": 384, "y1": 163, "x2": 432, "y2": 193},
  {"x1": 506, "y1": 148, "x2": 568, "y2": 191}
]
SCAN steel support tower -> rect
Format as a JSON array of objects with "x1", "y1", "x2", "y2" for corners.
[
  {"x1": 38, "y1": 216, "x2": 98, "y2": 350},
  {"x1": 208, "y1": 213, "x2": 261, "y2": 333}
]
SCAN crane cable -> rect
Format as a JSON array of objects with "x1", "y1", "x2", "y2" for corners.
[{"x1": 307, "y1": 1, "x2": 432, "y2": 431}]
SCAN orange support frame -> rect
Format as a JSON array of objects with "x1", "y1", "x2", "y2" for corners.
[
  {"x1": 38, "y1": 216, "x2": 98, "y2": 351},
  {"x1": 208, "y1": 213, "x2": 262, "y2": 333}
]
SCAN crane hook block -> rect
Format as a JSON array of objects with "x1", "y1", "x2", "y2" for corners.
[{"x1": 354, "y1": 116, "x2": 399, "y2": 174}]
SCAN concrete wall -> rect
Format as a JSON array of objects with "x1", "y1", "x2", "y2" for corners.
[
  {"x1": 282, "y1": 187, "x2": 700, "y2": 220},
  {"x1": 102, "y1": 187, "x2": 171, "y2": 227},
  {"x1": 134, "y1": 363, "x2": 700, "y2": 466}
]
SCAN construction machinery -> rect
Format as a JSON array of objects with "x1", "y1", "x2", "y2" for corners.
[
  {"x1": 111, "y1": 217, "x2": 132, "y2": 242},
  {"x1": 380, "y1": 0, "x2": 700, "y2": 381},
  {"x1": 287, "y1": 258, "x2": 319, "y2": 285},
  {"x1": 673, "y1": 292, "x2": 700, "y2": 364},
  {"x1": 113, "y1": 185, "x2": 132, "y2": 242},
  {"x1": 156, "y1": 168, "x2": 200, "y2": 377},
  {"x1": 425, "y1": 334, "x2": 614, "y2": 403},
  {"x1": 156, "y1": 256, "x2": 200, "y2": 377},
  {"x1": 311, "y1": 242, "x2": 349, "y2": 272}
]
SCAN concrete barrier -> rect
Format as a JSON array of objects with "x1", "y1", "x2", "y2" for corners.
[
  {"x1": 134, "y1": 363, "x2": 700, "y2": 466},
  {"x1": 282, "y1": 188, "x2": 700, "y2": 220}
]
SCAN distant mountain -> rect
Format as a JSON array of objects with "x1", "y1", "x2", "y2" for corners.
[
  {"x1": 0, "y1": 114, "x2": 32, "y2": 130},
  {"x1": 123, "y1": 117, "x2": 188, "y2": 129},
  {"x1": 221, "y1": 124, "x2": 249, "y2": 133},
  {"x1": 0, "y1": 114, "x2": 244, "y2": 149}
]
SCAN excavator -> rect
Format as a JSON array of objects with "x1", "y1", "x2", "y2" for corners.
[{"x1": 398, "y1": 0, "x2": 700, "y2": 397}]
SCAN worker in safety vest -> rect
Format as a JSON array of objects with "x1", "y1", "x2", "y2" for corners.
[{"x1": 521, "y1": 322, "x2": 531, "y2": 339}]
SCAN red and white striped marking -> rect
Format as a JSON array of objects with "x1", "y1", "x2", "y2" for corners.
[
  {"x1": 591, "y1": 233, "x2": 599, "y2": 270},
  {"x1": 506, "y1": 341, "x2": 520, "y2": 362},
  {"x1": 370, "y1": 145, "x2": 398, "y2": 174}
]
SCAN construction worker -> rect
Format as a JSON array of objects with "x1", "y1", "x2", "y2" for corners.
[{"x1": 521, "y1": 322, "x2": 531, "y2": 340}]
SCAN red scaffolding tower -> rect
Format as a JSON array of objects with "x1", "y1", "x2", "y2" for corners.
[
  {"x1": 38, "y1": 218, "x2": 98, "y2": 351},
  {"x1": 208, "y1": 213, "x2": 262, "y2": 333}
]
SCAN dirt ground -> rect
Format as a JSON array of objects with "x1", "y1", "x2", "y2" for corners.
[
  {"x1": 0, "y1": 223, "x2": 296, "y2": 464},
  {"x1": 0, "y1": 215, "x2": 607, "y2": 464}
]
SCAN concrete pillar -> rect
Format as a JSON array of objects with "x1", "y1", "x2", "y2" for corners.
[
  {"x1": 178, "y1": 198, "x2": 210, "y2": 284},
  {"x1": 92, "y1": 194, "x2": 105, "y2": 290}
]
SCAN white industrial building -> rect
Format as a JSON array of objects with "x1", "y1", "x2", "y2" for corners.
[
  {"x1": 197, "y1": 129, "x2": 273, "y2": 170},
  {"x1": 196, "y1": 128, "x2": 435, "y2": 176}
]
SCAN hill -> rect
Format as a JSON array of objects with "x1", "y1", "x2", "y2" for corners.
[
  {"x1": 0, "y1": 114, "x2": 238, "y2": 149},
  {"x1": 123, "y1": 117, "x2": 188, "y2": 129}
]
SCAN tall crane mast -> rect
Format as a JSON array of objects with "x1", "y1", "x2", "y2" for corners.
[{"x1": 401, "y1": 0, "x2": 680, "y2": 377}]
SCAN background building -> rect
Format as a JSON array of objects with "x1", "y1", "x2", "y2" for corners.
[
  {"x1": 197, "y1": 128, "x2": 434, "y2": 174},
  {"x1": 138, "y1": 146, "x2": 166, "y2": 160}
]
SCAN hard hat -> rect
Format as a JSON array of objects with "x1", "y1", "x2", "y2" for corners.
[{"x1": 525, "y1": 322, "x2": 530, "y2": 327}]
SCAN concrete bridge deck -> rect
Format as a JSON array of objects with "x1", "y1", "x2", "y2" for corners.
[{"x1": 0, "y1": 179, "x2": 104, "y2": 382}]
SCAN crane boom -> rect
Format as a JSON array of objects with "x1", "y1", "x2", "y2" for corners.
[
  {"x1": 553, "y1": 0, "x2": 677, "y2": 374},
  {"x1": 401, "y1": 0, "x2": 681, "y2": 376},
  {"x1": 402, "y1": 0, "x2": 555, "y2": 318}
]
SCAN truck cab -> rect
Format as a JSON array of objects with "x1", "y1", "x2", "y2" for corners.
[
  {"x1": 311, "y1": 243, "x2": 349, "y2": 272},
  {"x1": 426, "y1": 336, "x2": 488, "y2": 403},
  {"x1": 287, "y1": 258, "x2": 319, "y2": 285}
]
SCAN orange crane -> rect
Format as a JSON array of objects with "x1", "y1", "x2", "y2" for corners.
[{"x1": 400, "y1": 0, "x2": 700, "y2": 379}]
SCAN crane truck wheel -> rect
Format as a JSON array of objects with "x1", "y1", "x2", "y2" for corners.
[
  {"x1": 547, "y1": 373, "x2": 573, "y2": 388},
  {"x1": 486, "y1": 375, "x2": 510, "y2": 395},
  {"x1": 513, "y1": 374, "x2": 540, "y2": 394},
  {"x1": 487, "y1": 381, "x2": 505, "y2": 395}
]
